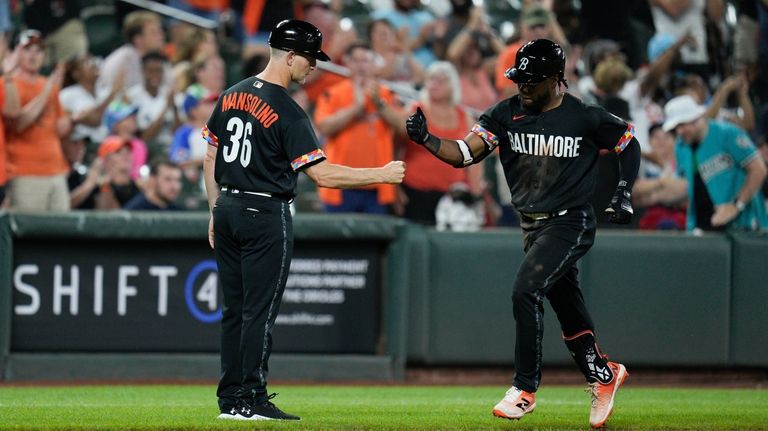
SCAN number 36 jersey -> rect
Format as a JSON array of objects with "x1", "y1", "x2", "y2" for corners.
[{"x1": 202, "y1": 76, "x2": 326, "y2": 197}]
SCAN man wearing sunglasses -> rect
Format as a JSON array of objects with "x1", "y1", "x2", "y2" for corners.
[{"x1": 406, "y1": 38, "x2": 640, "y2": 429}]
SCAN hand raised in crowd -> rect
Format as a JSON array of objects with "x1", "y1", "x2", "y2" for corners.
[
  {"x1": 50, "y1": 61, "x2": 67, "y2": 88},
  {"x1": 1, "y1": 44, "x2": 19, "y2": 76},
  {"x1": 84, "y1": 157, "x2": 110, "y2": 187},
  {"x1": 467, "y1": 6, "x2": 491, "y2": 33},
  {"x1": 365, "y1": 80, "x2": 384, "y2": 109},
  {"x1": 380, "y1": 161, "x2": 406, "y2": 184},
  {"x1": 352, "y1": 79, "x2": 366, "y2": 116}
]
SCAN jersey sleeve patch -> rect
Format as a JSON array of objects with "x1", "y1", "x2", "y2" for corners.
[
  {"x1": 614, "y1": 123, "x2": 634, "y2": 154},
  {"x1": 202, "y1": 125, "x2": 218, "y2": 147},
  {"x1": 291, "y1": 148, "x2": 326, "y2": 171},
  {"x1": 471, "y1": 123, "x2": 499, "y2": 150}
]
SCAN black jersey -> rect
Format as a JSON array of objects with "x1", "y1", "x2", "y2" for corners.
[
  {"x1": 203, "y1": 77, "x2": 326, "y2": 197},
  {"x1": 473, "y1": 93, "x2": 634, "y2": 212}
]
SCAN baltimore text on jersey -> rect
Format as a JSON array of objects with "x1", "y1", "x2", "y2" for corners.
[{"x1": 507, "y1": 132, "x2": 583, "y2": 158}]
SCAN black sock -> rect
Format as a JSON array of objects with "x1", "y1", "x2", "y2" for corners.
[{"x1": 564, "y1": 331, "x2": 613, "y2": 384}]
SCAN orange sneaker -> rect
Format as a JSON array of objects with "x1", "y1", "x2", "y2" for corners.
[
  {"x1": 588, "y1": 361, "x2": 628, "y2": 428},
  {"x1": 492, "y1": 386, "x2": 536, "y2": 420}
]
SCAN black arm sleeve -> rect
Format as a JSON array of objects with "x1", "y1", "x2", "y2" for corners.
[{"x1": 617, "y1": 137, "x2": 641, "y2": 190}]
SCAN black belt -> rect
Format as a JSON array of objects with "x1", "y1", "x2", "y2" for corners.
[
  {"x1": 220, "y1": 186, "x2": 293, "y2": 203},
  {"x1": 519, "y1": 209, "x2": 569, "y2": 221}
]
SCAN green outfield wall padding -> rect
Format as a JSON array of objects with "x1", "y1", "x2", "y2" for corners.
[
  {"x1": 0, "y1": 213, "x2": 12, "y2": 377},
  {"x1": 581, "y1": 232, "x2": 732, "y2": 366},
  {"x1": 410, "y1": 229, "x2": 574, "y2": 365},
  {"x1": 2, "y1": 213, "x2": 767, "y2": 380},
  {"x1": 7, "y1": 212, "x2": 405, "y2": 240},
  {"x1": 728, "y1": 231, "x2": 768, "y2": 367}
]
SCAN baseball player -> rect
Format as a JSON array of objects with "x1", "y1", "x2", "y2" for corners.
[
  {"x1": 202, "y1": 19, "x2": 405, "y2": 421},
  {"x1": 405, "y1": 39, "x2": 640, "y2": 429}
]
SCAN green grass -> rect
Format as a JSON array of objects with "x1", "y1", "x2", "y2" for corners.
[{"x1": 0, "y1": 384, "x2": 766, "y2": 430}]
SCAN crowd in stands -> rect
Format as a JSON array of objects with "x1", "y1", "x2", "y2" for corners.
[{"x1": 0, "y1": 0, "x2": 766, "y2": 233}]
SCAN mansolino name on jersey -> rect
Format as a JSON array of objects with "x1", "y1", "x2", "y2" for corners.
[{"x1": 508, "y1": 131, "x2": 583, "y2": 158}]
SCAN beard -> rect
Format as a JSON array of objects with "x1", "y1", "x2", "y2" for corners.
[{"x1": 521, "y1": 91, "x2": 551, "y2": 112}]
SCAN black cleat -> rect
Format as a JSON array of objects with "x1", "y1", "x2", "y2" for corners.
[{"x1": 235, "y1": 393, "x2": 300, "y2": 421}]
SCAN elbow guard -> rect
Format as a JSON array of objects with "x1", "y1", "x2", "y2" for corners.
[{"x1": 452, "y1": 140, "x2": 474, "y2": 168}]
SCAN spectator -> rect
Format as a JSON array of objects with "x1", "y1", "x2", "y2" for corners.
[
  {"x1": 702, "y1": 73, "x2": 755, "y2": 133},
  {"x1": 314, "y1": 42, "x2": 403, "y2": 214},
  {"x1": 22, "y1": 1, "x2": 86, "y2": 65},
  {"x1": 632, "y1": 124, "x2": 688, "y2": 229},
  {"x1": 397, "y1": 61, "x2": 482, "y2": 224},
  {"x1": 169, "y1": 84, "x2": 218, "y2": 210},
  {"x1": 649, "y1": 0, "x2": 724, "y2": 81},
  {"x1": 126, "y1": 51, "x2": 180, "y2": 157},
  {"x1": 4, "y1": 30, "x2": 71, "y2": 212},
  {"x1": 758, "y1": 136, "x2": 768, "y2": 207},
  {"x1": 124, "y1": 158, "x2": 182, "y2": 210},
  {"x1": 0, "y1": 37, "x2": 21, "y2": 208},
  {"x1": 435, "y1": 0, "x2": 501, "y2": 61},
  {"x1": 664, "y1": 95, "x2": 767, "y2": 232},
  {"x1": 435, "y1": 181, "x2": 484, "y2": 232},
  {"x1": 576, "y1": 0, "x2": 655, "y2": 70},
  {"x1": 299, "y1": 1, "x2": 355, "y2": 106},
  {"x1": 60, "y1": 54, "x2": 124, "y2": 153},
  {"x1": 371, "y1": 0, "x2": 437, "y2": 68},
  {"x1": 103, "y1": 100, "x2": 149, "y2": 181},
  {"x1": 444, "y1": 4, "x2": 504, "y2": 67},
  {"x1": 240, "y1": 0, "x2": 296, "y2": 59},
  {"x1": 97, "y1": 11, "x2": 166, "y2": 94},
  {"x1": 589, "y1": 57, "x2": 633, "y2": 118},
  {"x1": 94, "y1": 136, "x2": 141, "y2": 209},
  {"x1": 171, "y1": 27, "x2": 218, "y2": 93},
  {"x1": 181, "y1": 54, "x2": 225, "y2": 105},
  {"x1": 452, "y1": 32, "x2": 497, "y2": 113},
  {"x1": 368, "y1": 18, "x2": 424, "y2": 89},
  {"x1": 495, "y1": 4, "x2": 569, "y2": 98},
  {"x1": 64, "y1": 136, "x2": 104, "y2": 209}
]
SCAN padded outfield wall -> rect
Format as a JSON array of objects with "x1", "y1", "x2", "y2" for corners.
[{"x1": 0, "y1": 212, "x2": 766, "y2": 381}]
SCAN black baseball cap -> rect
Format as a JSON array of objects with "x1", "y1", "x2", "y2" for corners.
[{"x1": 268, "y1": 19, "x2": 330, "y2": 61}]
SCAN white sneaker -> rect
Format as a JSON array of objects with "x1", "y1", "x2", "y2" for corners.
[{"x1": 492, "y1": 386, "x2": 536, "y2": 420}]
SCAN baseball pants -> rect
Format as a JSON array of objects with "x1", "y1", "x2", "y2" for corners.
[
  {"x1": 512, "y1": 204, "x2": 597, "y2": 393},
  {"x1": 213, "y1": 190, "x2": 293, "y2": 410}
]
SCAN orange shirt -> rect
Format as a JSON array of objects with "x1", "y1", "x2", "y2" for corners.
[
  {"x1": 5, "y1": 75, "x2": 68, "y2": 178},
  {"x1": 0, "y1": 79, "x2": 6, "y2": 185},
  {"x1": 495, "y1": 41, "x2": 524, "y2": 93},
  {"x1": 403, "y1": 103, "x2": 468, "y2": 193},
  {"x1": 314, "y1": 79, "x2": 397, "y2": 205},
  {"x1": 186, "y1": 0, "x2": 229, "y2": 11}
]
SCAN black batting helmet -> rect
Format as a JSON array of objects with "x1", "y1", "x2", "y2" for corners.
[
  {"x1": 504, "y1": 39, "x2": 566, "y2": 85},
  {"x1": 268, "y1": 19, "x2": 331, "y2": 61}
]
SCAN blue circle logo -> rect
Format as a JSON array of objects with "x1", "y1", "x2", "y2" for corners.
[{"x1": 185, "y1": 260, "x2": 221, "y2": 323}]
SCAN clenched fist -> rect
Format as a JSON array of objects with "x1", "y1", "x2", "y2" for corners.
[
  {"x1": 381, "y1": 161, "x2": 406, "y2": 184},
  {"x1": 406, "y1": 107, "x2": 430, "y2": 144}
]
